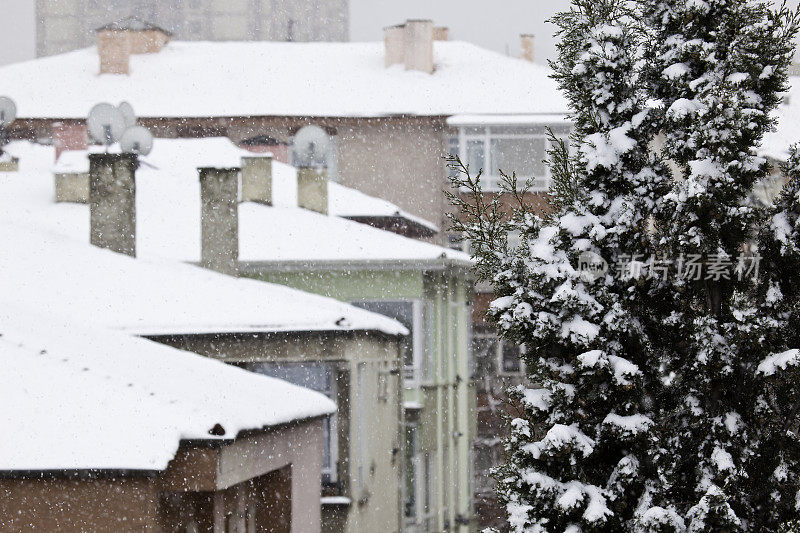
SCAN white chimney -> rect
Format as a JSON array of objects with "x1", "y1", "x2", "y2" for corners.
[
  {"x1": 384, "y1": 25, "x2": 405, "y2": 67},
  {"x1": 520, "y1": 34, "x2": 535, "y2": 63},
  {"x1": 404, "y1": 20, "x2": 434, "y2": 74}
]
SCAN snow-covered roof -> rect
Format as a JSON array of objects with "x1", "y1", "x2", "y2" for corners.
[
  {"x1": 328, "y1": 181, "x2": 439, "y2": 234},
  {"x1": 50, "y1": 138, "x2": 439, "y2": 231},
  {"x1": 763, "y1": 76, "x2": 800, "y2": 161},
  {"x1": 0, "y1": 303, "x2": 335, "y2": 471},
  {"x1": 0, "y1": 145, "x2": 407, "y2": 337},
  {"x1": 0, "y1": 214, "x2": 406, "y2": 336},
  {"x1": 0, "y1": 41, "x2": 568, "y2": 119},
  {"x1": 9, "y1": 139, "x2": 468, "y2": 266}
]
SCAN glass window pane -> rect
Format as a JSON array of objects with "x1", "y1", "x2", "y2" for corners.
[
  {"x1": 490, "y1": 137, "x2": 546, "y2": 177},
  {"x1": 404, "y1": 425, "x2": 417, "y2": 518},
  {"x1": 466, "y1": 139, "x2": 485, "y2": 173},
  {"x1": 247, "y1": 362, "x2": 336, "y2": 481},
  {"x1": 501, "y1": 342, "x2": 522, "y2": 373},
  {"x1": 448, "y1": 137, "x2": 459, "y2": 159}
]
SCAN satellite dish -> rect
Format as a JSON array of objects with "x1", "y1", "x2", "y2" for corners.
[
  {"x1": 0, "y1": 97, "x2": 16, "y2": 128},
  {"x1": 87, "y1": 103, "x2": 126, "y2": 146},
  {"x1": 120, "y1": 126, "x2": 153, "y2": 156},
  {"x1": 293, "y1": 125, "x2": 331, "y2": 167},
  {"x1": 118, "y1": 101, "x2": 136, "y2": 128}
]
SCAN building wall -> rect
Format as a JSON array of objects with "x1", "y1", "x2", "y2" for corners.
[
  {"x1": 140, "y1": 115, "x2": 450, "y2": 244},
  {"x1": 152, "y1": 330, "x2": 404, "y2": 533},
  {"x1": 0, "y1": 420, "x2": 324, "y2": 532},
  {"x1": 248, "y1": 267, "x2": 476, "y2": 532},
  {"x1": 35, "y1": 0, "x2": 348, "y2": 56},
  {"x1": 0, "y1": 476, "x2": 160, "y2": 531}
]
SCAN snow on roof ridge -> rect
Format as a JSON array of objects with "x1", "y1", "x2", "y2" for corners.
[
  {"x1": 0, "y1": 40, "x2": 568, "y2": 119},
  {"x1": 0, "y1": 302, "x2": 335, "y2": 471}
]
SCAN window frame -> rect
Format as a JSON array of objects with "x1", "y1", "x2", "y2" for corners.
[
  {"x1": 471, "y1": 330, "x2": 526, "y2": 376},
  {"x1": 450, "y1": 124, "x2": 570, "y2": 192},
  {"x1": 245, "y1": 361, "x2": 339, "y2": 483},
  {"x1": 350, "y1": 299, "x2": 429, "y2": 387},
  {"x1": 499, "y1": 339, "x2": 525, "y2": 376}
]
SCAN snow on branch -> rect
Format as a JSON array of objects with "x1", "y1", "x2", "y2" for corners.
[{"x1": 756, "y1": 348, "x2": 800, "y2": 377}]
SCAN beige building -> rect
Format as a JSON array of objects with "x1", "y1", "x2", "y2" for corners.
[
  {"x1": 35, "y1": 0, "x2": 348, "y2": 56},
  {"x1": 0, "y1": 301, "x2": 336, "y2": 532}
]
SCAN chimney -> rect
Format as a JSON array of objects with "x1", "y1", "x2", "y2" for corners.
[
  {"x1": 520, "y1": 34, "x2": 535, "y2": 63},
  {"x1": 89, "y1": 153, "x2": 138, "y2": 256},
  {"x1": 404, "y1": 20, "x2": 434, "y2": 73},
  {"x1": 128, "y1": 29, "x2": 170, "y2": 54},
  {"x1": 241, "y1": 155, "x2": 273, "y2": 204},
  {"x1": 199, "y1": 167, "x2": 239, "y2": 276},
  {"x1": 55, "y1": 172, "x2": 90, "y2": 203},
  {"x1": 433, "y1": 27, "x2": 450, "y2": 41},
  {"x1": 96, "y1": 18, "x2": 170, "y2": 75},
  {"x1": 297, "y1": 167, "x2": 328, "y2": 215},
  {"x1": 97, "y1": 30, "x2": 131, "y2": 75},
  {"x1": 384, "y1": 25, "x2": 405, "y2": 67}
]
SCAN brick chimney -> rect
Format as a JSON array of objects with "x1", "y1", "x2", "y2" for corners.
[
  {"x1": 96, "y1": 18, "x2": 170, "y2": 75},
  {"x1": 520, "y1": 34, "x2": 535, "y2": 63},
  {"x1": 404, "y1": 20, "x2": 434, "y2": 74},
  {"x1": 199, "y1": 167, "x2": 239, "y2": 276},
  {"x1": 241, "y1": 155, "x2": 273, "y2": 204},
  {"x1": 89, "y1": 153, "x2": 138, "y2": 256},
  {"x1": 433, "y1": 27, "x2": 450, "y2": 41},
  {"x1": 97, "y1": 30, "x2": 131, "y2": 75},
  {"x1": 297, "y1": 167, "x2": 328, "y2": 215}
]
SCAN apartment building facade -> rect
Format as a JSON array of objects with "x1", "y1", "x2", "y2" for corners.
[{"x1": 35, "y1": 0, "x2": 348, "y2": 56}]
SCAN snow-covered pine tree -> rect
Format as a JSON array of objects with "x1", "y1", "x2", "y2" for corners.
[
  {"x1": 638, "y1": 0, "x2": 799, "y2": 530},
  {"x1": 450, "y1": 0, "x2": 673, "y2": 529},
  {"x1": 449, "y1": 0, "x2": 800, "y2": 531}
]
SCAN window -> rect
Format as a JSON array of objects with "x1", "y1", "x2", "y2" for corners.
[
  {"x1": 404, "y1": 424, "x2": 418, "y2": 521},
  {"x1": 351, "y1": 300, "x2": 430, "y2": 384},
  {"x1": 422, "y1": 452, "x2": 434, "y2": 530},
  {"x1": 246, "y1": 362, "x2": 339, "y2": 483},
  {"x1": 403, "y1": 422, "x2": 433, "y2": 529},
  {"x1": 449, "y1": 124, "x2": 571, "y2": 191},
  {"x1": 356, "y1": 363, "x2": 366, "y2": 494},
  {"x1": 501, "y1": 342, "x2": 523, "y2": 373},
  {"x1": 471, "y1": 331, "x2": 525, "y2": 375}
]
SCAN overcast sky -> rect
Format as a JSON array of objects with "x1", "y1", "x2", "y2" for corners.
[
  {"x1": 349, "y1": 0, "x2": 570, "y2": 64},
  {"x1": 1, "y1": 0, "x2": 798, "y2": 67}
]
